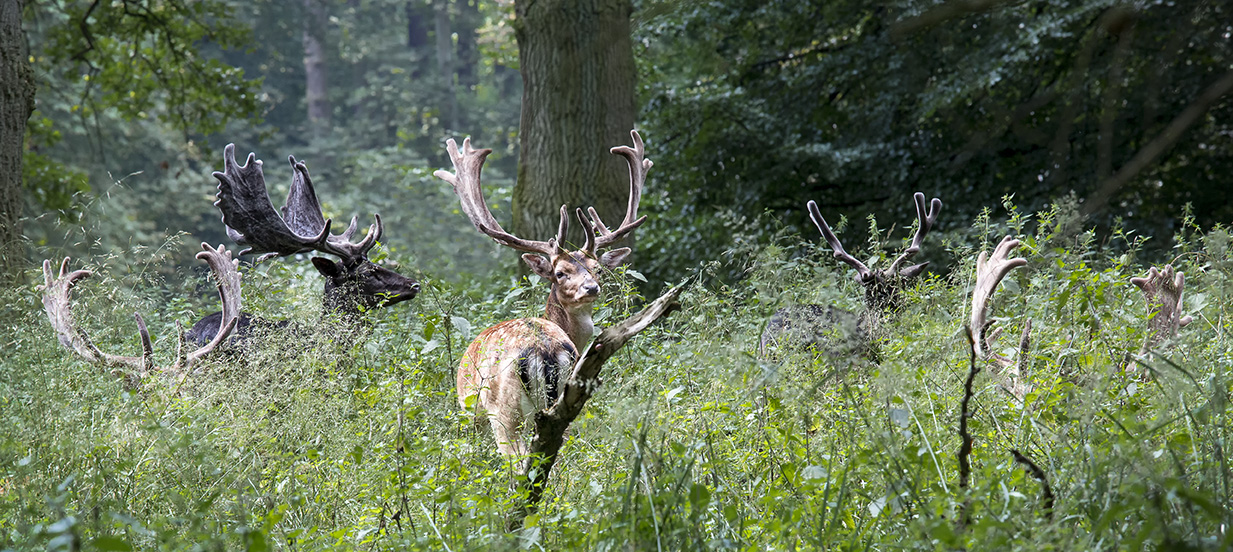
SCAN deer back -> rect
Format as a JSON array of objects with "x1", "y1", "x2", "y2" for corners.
[{"x1": 459, "y1": 318, "x2": 577, "y2": 458}]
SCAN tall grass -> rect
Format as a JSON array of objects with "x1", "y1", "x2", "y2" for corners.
[{"x1": 2, "y1": 201, "x2": 1231, "y2": 550}]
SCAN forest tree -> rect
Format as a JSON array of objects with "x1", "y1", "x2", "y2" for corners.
[
  {"x1": 512, "y1": 0, "x2": 638, "y2": 249},
  {"x1": 0, "y1": 0, "x2": 34, "y2": 284}
]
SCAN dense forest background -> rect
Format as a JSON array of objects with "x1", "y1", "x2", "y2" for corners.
[
  {"x1": 6, "y1": 0, "x2": 1231, "y2": 286},
  {"x1": 3, "y1": 0, "x2": 1233, "y2": 550}
]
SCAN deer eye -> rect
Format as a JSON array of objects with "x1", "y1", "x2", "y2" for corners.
[{"x1": 555, "y1": 272, "x2": 565, "y2": 279}]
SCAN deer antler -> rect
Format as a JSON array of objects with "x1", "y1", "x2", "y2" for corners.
[
  {"x1": 808, "y1": 200, "x2": 875, "y2": 284},
  {"x1": 435, "y1": 137, "x2": 565, "y2": 256},
  {"x1": 213, "y1": 144, "x2": 380, "y2": 265},
  {"x1": 807, "y1": 192, "x2": 943, "y2": 288},
  {"x1": 970, "y1": 236, "x2": 1028, "y2": 365},
  {"x1": 587, "y1": 129, "x2": 652, "y2": 253},
  {"x1": 1131, "y1": 264, "x2": 1193, "y2": 350},
  {"x1": 40, "y1": 243, "x2": 242, "y2": 384},
  {"x1": 887, "y1": 193, "x2": 942, "y2": 278},
  {"x1": 437, "y1": 131, "x2": 651, "y2": 258}
]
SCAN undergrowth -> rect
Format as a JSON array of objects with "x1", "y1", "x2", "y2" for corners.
[{"x1": 2, "y1": 200, "x2": 1231, "y2": 550}]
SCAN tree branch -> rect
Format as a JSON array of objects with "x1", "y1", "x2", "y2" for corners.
[
  {"x1": 1083, "y1": 69, "x2": 1233, "y2": 215},
  {"x1": 1010, "y1": 448, "x2": 1054, "y2": 520},
  {"x1": 889, "y1": 0, "x2": 1004, "y2": 39},
  {"x1": 957, "y1": 325, "x2": 980, "y2": 531},
  {"x1": 507, "y1": 282, "x2": 686, "y2": 530}
]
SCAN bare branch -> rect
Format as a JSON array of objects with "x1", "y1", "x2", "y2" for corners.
[
  {"x1": 890, "y1": 0, "x2": 1003, "y2": 39},
  {"x1": 1010, "y1": 449, "x2": 1055, "y2": 520}
]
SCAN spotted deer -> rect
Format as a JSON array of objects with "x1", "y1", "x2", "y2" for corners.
[
  {"x1": 187, "y1": 144, "x2": 419, "y2": 345},
  {"x1": 434, "y1": 130, "x2": 651, "y2": 461},
  {"x1": 759, "y1": 192, "x2": 942, "y2": 359}
]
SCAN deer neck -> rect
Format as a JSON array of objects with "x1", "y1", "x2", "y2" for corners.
[
  {"x1": 322, "y1": 286, "x2": 368, "y2": 328},
  {"x1": 545, "y1": 285, "x2": 595, "y2": 350}
]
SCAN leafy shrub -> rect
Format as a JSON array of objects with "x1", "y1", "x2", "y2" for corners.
[{"x1": 2, "y1": 202, "x2": 1231, "y2": 550}]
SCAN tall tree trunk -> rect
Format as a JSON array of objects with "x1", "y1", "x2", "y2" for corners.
[
  {"x1": 0, "y1": 0, "x2": 35, "y2": 284},
  {"x1": 512, "y1": 0, "x2": 637, "y2": 251},
  {"x1": 406, "y1": 0, "x2": 432, "y2": 80},
  {"x1": 455, "y1": 0, "x2": 479, "y2": 90},
  {"x1": 407, "y1": 0, "x2": 430, "y2": 49},
  {"x1": 302, "y1": 0, "x2": 331, "y2": 128},
  {"x1": 433, "y1": 0, "x2": 458, "y2": 130}
]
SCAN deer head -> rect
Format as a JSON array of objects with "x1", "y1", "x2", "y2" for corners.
[
  {"x1": 434, "y1": 130, "x2": 651, "y2": 347},
  {"x1": 807, "y1": 192, "x2": 943, "y2": 312},
  {"x1": 212, "y1": 144, "x2": 419, "y2": 317}
]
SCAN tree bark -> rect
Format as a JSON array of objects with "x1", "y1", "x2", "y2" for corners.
[
  {"x1": 454, "y1": 0, "x2": 479, "y2": 89},
  {"x1": 0, "y1": 0, "x2": 35, "y2": 284},
  {"x1": 407, "y1": 0, "x2": 430, "y2": 49},
  {"x1": 512, "y1": 0, "x2": 638, "y2": 251},
  {"x1": 406, "y1": 0, "x2": 433, "y2": 80},
  {"x1": 302, "y1": 0, "x2": 331, "y2": 128},
  {"x1": 433, "y1": 0, "x2": 458, "y2": 130}
]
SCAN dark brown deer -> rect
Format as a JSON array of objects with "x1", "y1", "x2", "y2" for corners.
[
  {"x1": 41, "y1": 243, "x2": 242, "y2": 388},
  {"x1": 759, "y1": 193, "x2": 942, "y2": 358},
  {"x1": 187, "y1": 144, "x2": 419, "y2": 345},
  {"x1": 434, "y1": 130, "x2": 650, "y2": 462}
]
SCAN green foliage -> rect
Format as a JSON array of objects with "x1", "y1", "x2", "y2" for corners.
[
  {"x1": 36, "y1": 0, "x2": 262, "y2": 134},
  {"x1": 23, "y1": 112, "x2": 87, "y2": 217},
  {"x1": 635, "y1": 0, "x2": 1233, "y2": 283},
  {"x1": 24, "y1": 0, "x2": 522, "y2": 282},
  {"x1": 4, "y1": 204, "x2": 1232, "y2": 549}
]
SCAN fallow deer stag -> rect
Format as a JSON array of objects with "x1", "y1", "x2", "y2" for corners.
[
  {"x1": 41, "y1": 243, "x2": 242, "y2": 388},
  {"x1": 187, "y1": 144, "x2": 419, "y2": 345},
  {"x1": 434, "y1": 130, "x2": 651, "y2": 461},
  {"x1": 759, "y1": 193, "x2": 942, "y2": 358}
]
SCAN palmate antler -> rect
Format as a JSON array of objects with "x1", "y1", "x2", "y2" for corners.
[
  {"x1": 970, "y1": 236, "x2": 1028, "y2": 366},
  {"x1": 212, "y1": 144, "x2": 382, "y2": 265},
  {"x1": 590, "y1": 130, "x2": 652, "y2": 252},
  {"x1": 1131, "y1": 264, "x2": 1193, "y2": 351},
  {"x1": 40, "y1": 243, "x2": 241, "y2": 386},
  {"x1": 435, "y1": 130, "x2": 650, "y2": 258}
]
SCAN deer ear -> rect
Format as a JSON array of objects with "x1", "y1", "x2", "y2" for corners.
[
  {"x1": 899, "y1": 261, "x2": 929, "y2": 279},
  {"x1": 312, "y1": 257, "x2": 342, "y2": 277},
  {"x1": 599, "y1": 247, "x2": 631, "y2": 269},
  {"x1": 521, "y1": 254, "x2": 555, "y2": 281}
]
